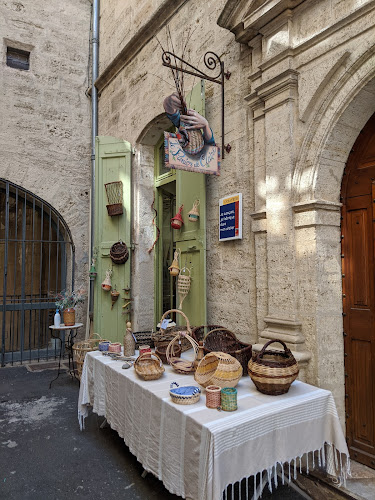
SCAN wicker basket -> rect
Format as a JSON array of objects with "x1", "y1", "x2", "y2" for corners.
[
  {"x1": 221, "y1": 387, "x2": 237, "y2": 411},
  {"x1": 134, "y1": 353, "x2": 165, "y2": 381},
  {"x1": 166, "y1": 332, "x2": 199, "y2": 374},
  {"x1": 194, "y1": 351, "x2": 243, "y2": 388},
  {"x1": 169, "y1": 382, "x2": 201, "y2": 405},
  {"x1": 73, "y1": 333, "x2": 106, "y2": 381},
  {"x1": 248, "y1": 340, "x2": 299, "y2": 395},
  {"x1": 196, "y1": 327, "x2": 252, "y2": 375},
  {"x1": 191, "y1": 325, "x2": 226, "y2": 343},
  {"x1": 152, "y1": 309, "x2": 193, "y2": 352},
  {"x1": 179, "y1": 121, "x2": 204, "y2": 156},
  {"x1": 110, "y1": 241, "x2": 129, "y2": 265},
  {"x1": 206, "y1": 385, "x2": 221, "y2": 409},
  {"x1": 155, "y1": 341, "x2": 181, "y2": 364},
  {"x1": 105, "y1": 181, "x2": 123, "y2": 216},
  {"x1": 133, "y1": 331, "x2": 154, "y2": 350}
]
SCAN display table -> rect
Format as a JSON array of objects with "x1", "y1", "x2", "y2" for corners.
[{"x1": 78, "y1": 350, "x2": 350, "y2": 500}]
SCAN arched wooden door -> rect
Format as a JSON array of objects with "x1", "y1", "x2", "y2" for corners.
[{"x1": 341, "y1": 112, "x2": 375, "y2": 468}]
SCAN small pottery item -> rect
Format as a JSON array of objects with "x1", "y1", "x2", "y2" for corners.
[
  {"x1": 101, "y1": 269, "x2": 112, "y2": 291},
  {"x1": 89, "y1": 259, "x2": 97, "y2": 279},
  {"x1": 108, "y1": 342, "x2": 122, "y2": 353},
  {"x1": 188, "y1": 200, "x2": 200, "y2": 222},
  {"x1": 171, "y1": 205, "x2": 184, "y2": 229},
  {"x1": 123, "y1": 321, "x2": 136, "y2": 356},
  {"x1": 63, "y1": 308, "x2": 75, "y2": 326},
  {"x1": 139, "y1": 345, "x2": 151, "y2": 357},
  {"x1": 111, "y1": 288, "x2": 120, "y2": 309},
  {"x1": 221, "y1": 387, "x2": 237, "y2": 411},
  {"x1": 206, "y1": 385, "x2": 221, "y2": 409},
  {"x1": 99, "y1": 341, "x2": 110, "y2": 352},
  {"x1": 169, "y1": 249, "x2": 180, "y2": 277}
]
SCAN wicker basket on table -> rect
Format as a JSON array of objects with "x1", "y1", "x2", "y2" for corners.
[
  {"x1": 164, "y1": 311, "x2": 199, "y2": 374},
  {"x1": 133, "y1": 331, "x2": 155, "y2": 350},
  {"x1": 134, "y1": 353, "x2": 165, "y2": 381},
  {"x1": 73, "y1": 333, "x2": 107, "y2": 381},
  {"x1": 194, "y1": 327, "x2": 252, "y2": 375},
  {"x1": 152, "y1": 309, "x2": 194, "y2": 352},
  {"x1": 155, "y1": 341, "x2": 181, "y2": 364},
  {"x1": 194, "y1": 352, "x2": 243, "y2": 388},
  {"x1": 248, "y1": 340, "x2": 299, "y2": 395},
  {"x1": 191, "y1": 325, "x2": 225, "y2": 343}
]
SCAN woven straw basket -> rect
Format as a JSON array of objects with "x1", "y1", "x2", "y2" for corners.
[
  {"x1": 155, "y1": 341, "x2": 181, "y2": 364},
  {"x1": 152, "y1": 309, "x2": 193, "y2": 352},
  {"x1": 134, "y1": 353, "x2": 165, "y2": 381},
  {"x1": 206, "y1": 385, "x2": 221, "y2": 409},
  {"x1": 248, "y1": 340, "x2": 299, "y2": 395},
  {"x1": 73, "y1": 333, "x2": 106, "y2": 381},
  {"x1": 166, "y1": 331, "x2": 199, "y2": 374},
  {"x1": 169, "y1": 382, "x2": 201, "y2": 405},
  {"x1": 179, "y1": 121, "x2": 204, "y2": 156},
  {"x1": 194, "y1": 351, "x2": 243, "y2": 388}
]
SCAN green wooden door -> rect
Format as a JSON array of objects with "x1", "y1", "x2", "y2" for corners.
[
  {"x1": 93, "y1": 136, "x2": 132, "y2": 342},
  {"x1": 175, "y1": 81, "x2": 207, "y2": 327}
]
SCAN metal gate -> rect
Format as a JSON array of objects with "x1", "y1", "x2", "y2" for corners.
[{"x1": 0, "y1": 179, "x2": 75, "y2": 366}]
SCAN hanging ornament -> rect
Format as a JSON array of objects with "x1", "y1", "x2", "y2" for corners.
[
  {"x1": 169, "y1": 249, "x2": 180, "y2": 276},
  {"x1": 188, "y1": 200, "x2": 200, "y2": 222},
  {"x1": 171, "y1": 205, "x2": 184, "y2": 229},
  {"x1": 101, "y1": 269, "x2": 112, "y2": 291},
  {"x1": 89, "y1": 258, "x2": 97, "y2": 280},
  {"x1": 177, "y1": 267, "x2": 191, "y2": 309},
  {"x1": 110, "y1": 286, "x2": 120, "y2": 309}
]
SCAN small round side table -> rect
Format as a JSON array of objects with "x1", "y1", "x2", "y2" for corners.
[{"x1": 49, "y1": 323, "x2": 83, "y2": 388}]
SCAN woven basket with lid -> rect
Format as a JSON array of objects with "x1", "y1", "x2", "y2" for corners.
[{"x1": 248, "y1": 340, "x2": 299, "y2": 395}]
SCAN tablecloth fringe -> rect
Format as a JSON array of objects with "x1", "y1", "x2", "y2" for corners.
[
  {"x1": 222, "y1": 443, "x2": 351, "y2": 500},
  {"x1": 78, "y1": 407, "x2": 89, "y2": 431}
]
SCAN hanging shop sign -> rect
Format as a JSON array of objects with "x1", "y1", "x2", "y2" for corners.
[
  {"x1": 219, "y1": 193, "x2": 242, "y2": 241},
  {"x1": 164, "y1": 132, "x2": 220, "y2": 176}
]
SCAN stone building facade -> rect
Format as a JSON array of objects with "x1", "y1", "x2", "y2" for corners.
[
  {"x1": 0, "y1": 0, "x2": 92, "y2": 331},
  {"x1": 96, "y1": 0, "x2": 375, "y2": 453}
]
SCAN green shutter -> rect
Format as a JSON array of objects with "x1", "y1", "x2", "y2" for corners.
[
  {"x1": 175, "y1": 81, "x2": 207, "y2": 326},
  {"x1": 93, "y1": 136, "x2": 132, "y2": 342}
]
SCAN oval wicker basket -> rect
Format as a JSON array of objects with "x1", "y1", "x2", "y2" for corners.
[
  {"x1": 248, "y1": 340, "x2": 299, "y2": 395},
  {"x1": 155, "y1": 341, "x2": 181, "y2": 364},
  {"x1": 193, "y1": 327, "x2": 252, "y2": 375},
  {"x1": 152, "y1": 309, "x2": 193, "y2": 352},
  {"x1": 166, "y1": 332, "x2": 199, "y2": 374},
  {"x1": 169, "y1": 382, "x2": 201, "y2": 405},
  {"x1": 73, "y1": 333, "x2": 107, "y2": 381},
  {"x1": 134, "y1": 352, "x2": 165, "y2": 381},
  {"x1": 110, "y1": 240, "x2": 129, "y2": 265},
  {"x1": 194, "y1": 351, "x2": 243, "y2": 388}
]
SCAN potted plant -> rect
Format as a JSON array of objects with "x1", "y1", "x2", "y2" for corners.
[{"x1": 54, "y1": 289, "x2": 85, "y2": 326}]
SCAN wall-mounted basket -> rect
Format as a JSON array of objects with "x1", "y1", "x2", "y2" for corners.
[
  {"x1": 110, "y1": 240, "x2": 129, "y2": 265},
  {"x1": 105, "y1": 181, "x2": 123, "y2": 216}
]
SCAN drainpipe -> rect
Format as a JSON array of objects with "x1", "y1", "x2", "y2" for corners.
[{"x1": 89, "y1": 0, "x2": 99, "y2": 317}]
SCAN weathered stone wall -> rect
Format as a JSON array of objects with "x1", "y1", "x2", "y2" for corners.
[
  {"x1": 97, "y1": 0, "x2": 375, "y2": 424},
  {"x1": 0, "y1": 0, "x2": 92, "y2": 327}
]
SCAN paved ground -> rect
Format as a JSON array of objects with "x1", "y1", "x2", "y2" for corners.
[{"x1": 0, "y1": 363, "x2": 309, "y2": 500}]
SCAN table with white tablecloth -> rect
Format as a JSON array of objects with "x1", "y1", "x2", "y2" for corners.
[{"x1": 78, "y1": 350, "x2": 350, "y2": 500}]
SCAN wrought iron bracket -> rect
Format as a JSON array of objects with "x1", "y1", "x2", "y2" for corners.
[{"x1": 162, "y1": 51, "x2": 231, "y2": 158}]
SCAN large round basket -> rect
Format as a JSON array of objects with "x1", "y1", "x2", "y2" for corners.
[
  {"x1": 248, "y1": 340, "x2": 299, "y2": 395},
  {"x1": 152, "y1": 309, "x2": 193, "y2": 352},
  {"x1": 73, "y1": 333, "x2": 107, "y2": 381},
  {"x1": 194, "y1": 351, "x2": 243, "y2": 388},
  {"x1": 109, "y1": 240, "x2": 129, "y2": 265},
  {"x1": 166, "y1": 332, "x2": 199, "y2": 374},
  {"x1": 134, "y1": 353, "x2": 165, "y2": 381},
  {"x1": 194, "y1": 327, "x2": 252, "y2": 375}
]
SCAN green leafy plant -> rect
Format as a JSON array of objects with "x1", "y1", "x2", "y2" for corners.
[{"x1": 53, "y1": 289, "x2": 85, "y2": 310}]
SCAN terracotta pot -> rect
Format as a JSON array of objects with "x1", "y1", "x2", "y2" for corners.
[{"x1": 63, "y1": 308, "x2": 75, "y2": 326}]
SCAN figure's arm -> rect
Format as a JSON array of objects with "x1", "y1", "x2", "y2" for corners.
[
  {"x1": 180, "y1": 109, "x2": 215, "y2": 145},
  {"x1": 163, "y1": 92, "x2": 184, "y2": 128}
]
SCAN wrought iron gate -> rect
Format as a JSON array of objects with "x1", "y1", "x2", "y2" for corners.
[{"x1": 0, "y1": 179, "x2": 75, "y2": 366}]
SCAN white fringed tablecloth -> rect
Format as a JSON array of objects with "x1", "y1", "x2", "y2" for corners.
[{"x1": 78, "y1": 350, "x2": 350, "y2": 500}]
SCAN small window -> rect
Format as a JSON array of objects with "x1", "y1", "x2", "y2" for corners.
[{"x1": 6, "y1": 47, "x2": 30, "y2": 70}]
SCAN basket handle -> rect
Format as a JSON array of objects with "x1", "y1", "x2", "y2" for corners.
[
  {"x1": 135, "y1": 352, "x2": 163, "y2": 367},
  {"x1": 89, "y1": 332, "x2": 102, "y2": 340},
  {"x1": 166, "y1": 333, "x2": 198, "y2": 364},
  {"x1": 203, "y1": 328, "x2": 237, "y2": 343},
  {"x1": 257, "y1": 340, "x2": 291, "y2": 360},
  {"x1": 159, "y1": 309, "x2": 192, "y2": 335}
]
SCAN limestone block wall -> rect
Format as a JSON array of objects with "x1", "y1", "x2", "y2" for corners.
[
  {"x1": 97, "y1": 0, "x2": 257, "y2": 341},
  {"x1": 0, "y1": 0, "x2": 92, "y2": 326}
]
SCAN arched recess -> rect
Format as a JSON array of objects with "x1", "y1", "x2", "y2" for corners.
[{"x1": 0, "y1": 178, "x2": 75, "y2": 365}]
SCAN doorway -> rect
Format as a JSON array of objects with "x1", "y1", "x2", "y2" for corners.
[{"x1": 341, "y1": 112, "x2": 375, "y2": 468}]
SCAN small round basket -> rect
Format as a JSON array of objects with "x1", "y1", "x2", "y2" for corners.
[
  {"x1": 110, "y1": 240, "x2": 129, "y2": 265},
  {"x1": 169, "y1": 382, "x2": 201, "y2": 405},
  {"x1": 194, "y1": 352, "x2": 243, "y2": 388},
  {"x1": 248, "y1": 340, "x2": 299, "y2": 395},
  {"x1": 206, "y1": 385, "x2": 221, "y2": 409},
  {"x1": 221, "y1": 387, "x2": 237, "y2": 411},
  {"x1": 134, "y1": 352, "x2": 165, "y2": 381},
  {"x1": 155, "y1": 341, "x2": 181, "y2": 364},
  {"x1": 166, "y1": 333, "x2": 199, "y2": 374}
]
